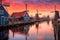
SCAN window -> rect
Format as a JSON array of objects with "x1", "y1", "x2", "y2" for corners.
[{"x1": 0, "y1": 10, "x2": 3, "y2": 14}]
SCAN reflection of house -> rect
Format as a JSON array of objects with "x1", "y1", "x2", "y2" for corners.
[
  {"x1": 24, "y1": 25, "x2": 29, "y2": 34},
  {"x1": 11, "y1": 25, "x2": 30, "y2": 35},
  {"x1": 0, "y1": 5, "x2": 9, "y2": 25},
  {"x1": 0, "y1": 30, "x2": 9, "y2": 40},
  {"x1": 11, "y1": 25, "x2": 30, "y2": 40},
  {"x1": 11, "y1": 11, "x2": 30, "y2": 22}
]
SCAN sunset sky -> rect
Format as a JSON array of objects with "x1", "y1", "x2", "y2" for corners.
[{"x1": 2, "y1": 0, "x2": 60, "y2": 17}]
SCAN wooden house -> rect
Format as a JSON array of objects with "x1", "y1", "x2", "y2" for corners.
[
  {"x1": 0, "y1": 5, "x2": 9, "y2": 25},
  {"x1": 11, "y1": 11, "x2": 30, "y2": 22}
]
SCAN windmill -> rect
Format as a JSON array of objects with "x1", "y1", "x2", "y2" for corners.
[
  {"x1": 54, "y1": 5, "x2": 59, "y2": 20},
  {"x1": 49, "y1": 5, "x2": 60, "y2": 20},
  {"x1": 51, "y1": 6, "x2": 60, "y2": 40},
  {"x1": 35, "y1": 9, "x2": 39, "y2": 22},
  {"x1": 51, "y1": 5, "x2": 59, "y2": 21}
]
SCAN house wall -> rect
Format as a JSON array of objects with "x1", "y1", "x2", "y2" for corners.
[
  {"x1": 23, "y1": 13, "x2": 30, "y2": 22},
  {"x1": 0, "y1": 5, "x2": 9, "y2": 25}
]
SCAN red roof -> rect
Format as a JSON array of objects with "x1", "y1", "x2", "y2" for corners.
[{"x1": 11, "y1": 11, "x2": 26, "y2": 18}]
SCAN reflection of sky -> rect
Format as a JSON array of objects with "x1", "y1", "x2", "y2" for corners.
[
  {"x1": 9, "y1": 34, "x2": 25, "y2": 40},
  {"x1": 9, "y1": 21, "x2": 54, "y2": 40}
]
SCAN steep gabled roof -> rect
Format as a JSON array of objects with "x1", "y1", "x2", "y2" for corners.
[
  {"x1": 11, "y1": 11, "x2": 27, "y2": 18},
  {"x1": 0, "y1": 5, "x2": 9, "y2": 17}
]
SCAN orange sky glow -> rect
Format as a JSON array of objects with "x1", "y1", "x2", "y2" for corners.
[{"x1": 2, "y1": 0, "x2": 60, "y2": 17}]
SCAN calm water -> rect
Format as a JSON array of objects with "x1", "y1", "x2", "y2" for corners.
[{"x1": 0, "y1": 21, "x2": 55, "y2": 40}]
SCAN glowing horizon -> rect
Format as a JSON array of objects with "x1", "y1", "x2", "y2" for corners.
[{"x1": 2, "y1": 0, "x2": 60, "y2": 17}]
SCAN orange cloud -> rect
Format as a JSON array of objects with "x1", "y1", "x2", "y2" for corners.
[{"x1": 4, "y1": 2, "x2": 60, "y2": 17}]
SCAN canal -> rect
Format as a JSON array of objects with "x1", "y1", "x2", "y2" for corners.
[{"x1": 0, "y1": 21, "x2": 55, "y2": 40}]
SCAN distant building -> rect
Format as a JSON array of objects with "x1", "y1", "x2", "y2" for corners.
[
  {"x1": 11, "y1": 11, "x2": 30, "y2": 22},
  {"x1": 35, "y1": 13, "x2": 40, "y2": 21},
  {"x1": 54, "y1": 11, "x2": 59, "y2": 21},
  {"x1": 0, "y1": 5, "x2": 9, "y2": 25}
]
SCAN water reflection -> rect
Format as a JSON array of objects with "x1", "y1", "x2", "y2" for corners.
[
  {"x1": 9, "y1": 25, "x2": 30, "y2": 40},
  {"x1": 52, "y1": 21, "x2": 60, "y2": 40},
  {"x1": 0, "y1": 30, "x2": 9, "y2": 40},
  {"x1": 35, "y1": 22, "x2": 39, "y2": 35},
  {"x1": 8, "y1": 21, "x2": 54, "y2": 40},
  {"x1": 24, "y1": 25, "x2": 30, "y2": 40},
  {"x1": 58, "y1": 25, "x2": 60, "y2": 40},
  {"x1": 47, "y1": 21, "x2": 49, "y2": 25}
]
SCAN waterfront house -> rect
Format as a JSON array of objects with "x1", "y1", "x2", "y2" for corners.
[
  {"x1": 0, "y1": 5, "x2": 9, "y2": 25},
  {"x1": 11, "y1": 11, "x2": 30, "y2": 22}
]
